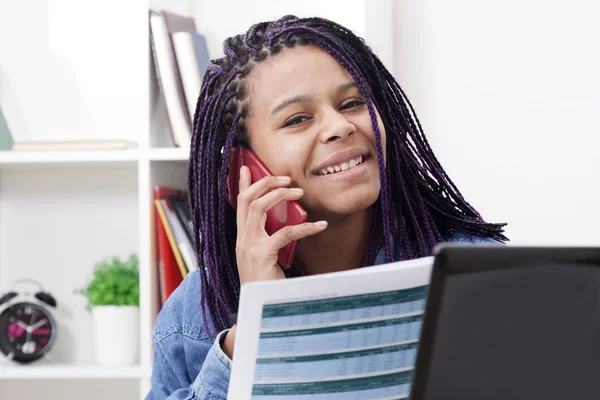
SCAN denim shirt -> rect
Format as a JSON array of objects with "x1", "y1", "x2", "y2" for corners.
[{"x1": 145, "y1": 233, "x2": 499, "y2": 400}]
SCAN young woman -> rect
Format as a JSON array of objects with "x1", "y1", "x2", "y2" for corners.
[{"x1": 146, "y1": 15, "x2": 506, "y2": 400}]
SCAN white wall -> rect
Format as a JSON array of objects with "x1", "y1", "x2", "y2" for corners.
[
  {"x1": 394, "y1": 0, "x2": 600, "y2": 245},
  {"x1": 191, "y1": 0, "x2": 385, "y2": 63},
  {"x1": 191, "y1": 0, "x2": 364, "y2": 58}
]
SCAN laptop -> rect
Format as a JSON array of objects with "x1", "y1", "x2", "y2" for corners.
[{"x1": 410, "y1": 245, "x2": 600, "y2": 400}]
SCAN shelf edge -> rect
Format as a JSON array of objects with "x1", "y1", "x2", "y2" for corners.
[{"x1": 0, "y1": 364, "x2": 151, "y2": 380}]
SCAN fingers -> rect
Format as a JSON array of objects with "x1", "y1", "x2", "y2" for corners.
[
  {"x1": 241, "y1": 172, "x2": 292, "y2": 202},
  {"x1": 268, "y1": 221, "x2": 328, "y2": 250},
  {"x1": 236, "y1": 166, "x2": 252, "y2": 231},
  {"x1": 238, "y1": 165, "x2": 251, "y2": 193},
  {"x1": 236, "y1": 167, "x2": 292, "y2": 231},
  {"x1": 245, "y1": 187, "x2": 305, "y2": 237}
]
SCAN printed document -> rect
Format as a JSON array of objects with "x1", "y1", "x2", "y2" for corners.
[{"x1": 228, "y1": 257, "x2": 433, "y2": 399}]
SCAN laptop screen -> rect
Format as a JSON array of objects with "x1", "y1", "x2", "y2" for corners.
[{"x1": 412, "y1": 250, "x2": 600, "y2": 400}]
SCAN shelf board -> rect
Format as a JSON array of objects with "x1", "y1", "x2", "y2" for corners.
[
  {"x1": 0, "y1": 149, "x2": 141, "y2": 170},
  {"x1": 0, "y1": 148, "x2": 190, "y2": 171},
  {"x1": 0, "y1": 364, "x2": 151, "y2": 380}
]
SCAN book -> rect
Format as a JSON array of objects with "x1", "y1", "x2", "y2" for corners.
[
  {"x1": 171, "y1": 30, "x2": 210, "y2": 122},
  {"x1": 10, "y1": 139, "x2": 137, "y2": 151},
  {"x1": 167, "y1": 194, "x2": 194, "y2": 245},
  {"x1": 0, "y1": 106, "x2": 13, "y2": 150},
  {"x1": 153, "y1": 186, "x2": 185, "y2": 304},
  {"x1": 149, "y1": 10, "x2": 194, "y2": 149},
  {"x1": 190, "y1": 30, "x2": 210, "y2": 78},
  {"x1": 155, "y1": 199, "x2": 188, "y2": 279},
  {"x1": 161, "y1": 197, "x2": 197, "y2": 272},
  {"x1": 228, "y1": 256, "x2": 433, "y2": 399},
  {"x1": 162, "y1": 11, "x2": 198, "y2": 115}
]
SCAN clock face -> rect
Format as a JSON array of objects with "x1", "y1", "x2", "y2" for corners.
[{"x1": 0, "y1": 302, "x2": 56, "y2": 363}]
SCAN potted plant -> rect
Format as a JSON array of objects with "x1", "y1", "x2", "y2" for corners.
[{"x1": 75, "y1": 254, "x2": 140, "y2": 366}]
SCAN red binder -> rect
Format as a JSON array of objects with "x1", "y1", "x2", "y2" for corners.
[{"x1": 153, "y1": 186, "x2": 185, "y2": 305}]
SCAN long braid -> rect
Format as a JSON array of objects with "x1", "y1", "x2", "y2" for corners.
[
  {"x1": 217, "y1": 112, "x2": 242, "y2": 294},
  {"x1": 189, "y1": 15, "x2": 507, "y2": 334},
  {"x1": 375, "y1": 58, "x2": 484, "y2": 221}
]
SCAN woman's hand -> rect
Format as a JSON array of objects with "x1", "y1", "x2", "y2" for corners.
[
  {"x1": 234, "y1": 166, "x2": 328, "y2": 285},
  {"x1": 222, "y1": 166, "x2": 328, "y2": 359}
]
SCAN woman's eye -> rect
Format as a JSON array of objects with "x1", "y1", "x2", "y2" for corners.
[
  {"x1": 340, "y1": 99, "x2": 366, "y2": 110},
  {"x1": 283, "y1": 115, "x2": 309, "y2": 127}
]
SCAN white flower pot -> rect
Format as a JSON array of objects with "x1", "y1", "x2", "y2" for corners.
[{"x1": 91, "y1": 305, "x2": 139, "y2": 366}]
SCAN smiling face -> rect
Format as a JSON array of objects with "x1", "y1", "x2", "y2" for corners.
[{"x1": 244, "y1": 45, "x2": 387, "y2": 219}]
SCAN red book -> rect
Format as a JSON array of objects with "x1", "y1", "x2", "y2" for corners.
[{"x1": 154, "y1": 186, "x2": 185, "y2": 306}]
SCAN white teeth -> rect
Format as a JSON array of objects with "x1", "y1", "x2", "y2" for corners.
[{"x1": 318, "y1": 155, "x2": 365, "y2": 175}]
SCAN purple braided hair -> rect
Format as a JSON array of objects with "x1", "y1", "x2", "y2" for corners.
[{"x1": 188, "y1": 15, "x2": 508, "y2": 334}]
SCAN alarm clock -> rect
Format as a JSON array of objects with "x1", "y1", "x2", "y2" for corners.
[{"x1": 0, "y1": 278, "x2": 57, "y2": 364}]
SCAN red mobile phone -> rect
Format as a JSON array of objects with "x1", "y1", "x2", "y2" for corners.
[{"x1": 225, "y1": 146, "x2": 308, "y2": 269}]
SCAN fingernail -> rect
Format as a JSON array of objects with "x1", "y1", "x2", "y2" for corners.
[
  {"x1": 277, "y1": 176, "x2": 291, "y2": 182},
  {"x1": 290, "y1": 188, "x2": 303, "y2": 194},
  {"x1": 315, "y1": 221, "x2": 328, "y2": 229}
]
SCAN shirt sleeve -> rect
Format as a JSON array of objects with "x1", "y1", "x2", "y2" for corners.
[
  {"x1": 146, "y1": 329, "x2": 232, "y2": 400},
  {"x1": 190, "y1": 329, "x2": 232, "y2": 398},
  {"x1": 446, "y1": 232, "x2": 504, "y2": 245}
]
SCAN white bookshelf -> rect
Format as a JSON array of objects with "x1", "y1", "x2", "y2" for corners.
[
  {"x1": 0, "y1": 0, "x2": 187, "y2": 396},
  {"x1": 0, "y1": 1, "x2": 387, "y2": 399},
  {"x1": 0, "y1": 145, "x2": 188, "y2": 399}
]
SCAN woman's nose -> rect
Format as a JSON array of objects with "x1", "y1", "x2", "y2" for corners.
[{"x1": 318, "y1": 108, "x2": 356, "y2": 143}]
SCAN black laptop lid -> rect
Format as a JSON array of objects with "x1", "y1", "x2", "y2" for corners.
[{"x1": 411, "y1": 246, "x2": 600, "y2": 400}]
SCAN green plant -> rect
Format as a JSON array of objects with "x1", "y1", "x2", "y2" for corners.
[{"x1": 75, "y1": 254, "x2": 140, "y2": 310}]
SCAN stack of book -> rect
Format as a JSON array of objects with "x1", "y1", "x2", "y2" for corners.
[
  {"x1": 0, "y1": 105, "x2": 138, "y2": 151},
  {"x1": 149, "y1": 9, "x2": 210, "y2": 150},
  {"x1": 153, "y1": 185, "x2": 197, "y2": 306}
]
